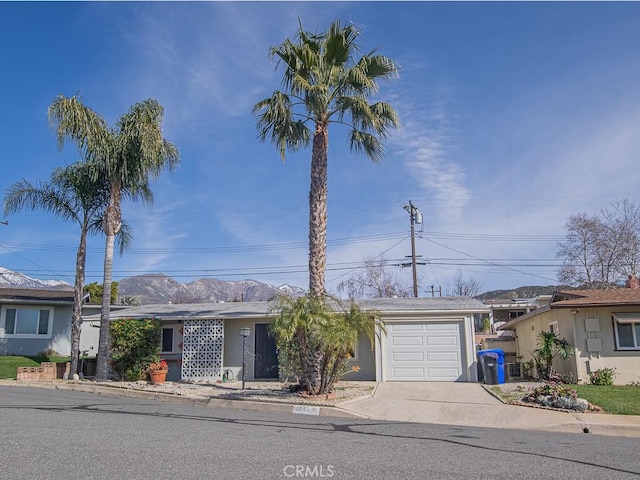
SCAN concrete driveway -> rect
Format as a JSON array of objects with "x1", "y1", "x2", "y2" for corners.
[{"x1": 339, "y1": 382, "x2": 598, "y2": 433}]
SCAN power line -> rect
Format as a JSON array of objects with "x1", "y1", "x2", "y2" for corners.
[
  {"x1": 326, "y1": 235, "x2": 410, "y2": 284},
  {"x1": 0, "y1": 230, "x2": 564, "y2": 256},
  {"x1": 421, "y1": 237, "x2": 557, "y2": 283},
  {"x1": 0, "y1": 243, "x2": 74, "y2": 283}
]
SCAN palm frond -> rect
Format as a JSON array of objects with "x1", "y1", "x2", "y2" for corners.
[
  {"x1": 254, "y1": 92, "x2": 311, "y2": 160},
  {"x1": 114, "y1": 99, "x2": 179, "y2": 184},
  {"x1": 349, "y1": 130, "x2": 384, "y2": 163},
  {"x1": 3, "y1": 179, "x2": 78, "y2": 222},
  {"x1": 116, "y1": 220, "x2": 134, "y2": 255},
  {"x1": 48, "y1": 94, "x2": 110, "y2": 161},
  {"x1": 323, "y1": 21, "x2": 357, "y2": 68}
]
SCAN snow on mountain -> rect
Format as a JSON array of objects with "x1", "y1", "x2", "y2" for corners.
[
  {"x1": 0, "y1": 267, "x2": 72, "y2": 290},
  {"x1": 118, "y1": 274, "x2": 306, "y2": 305},
  {"x1": 0, "y1": 266, "x2": 307, "y2": 304},
  {"x1": 277, "y1": 284, "x2": 306, "y2": 296}
]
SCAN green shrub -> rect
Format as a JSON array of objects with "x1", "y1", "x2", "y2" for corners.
[
  {"x1": 110, "y1": 318, "x2": 162, "y2": 381},
  {"x1": 557, "y1": 372, "x2": 577, "y2": 384},
  {"x1": 590, "y1": 367, "x2": 616, "y2": 386},
  {"x1": 37, "y1": 348, "x2": 60, "y2": 357}
]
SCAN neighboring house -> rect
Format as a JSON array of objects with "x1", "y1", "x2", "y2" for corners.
[
  {"x1": 83, "y1": 297, "x2": 488, "y2": 383},
  {"x1": 0, "y1": 287, "x2": 74, "y2": 356},
  {"x1": 80, "y1": 303, "x2": 132, "y2": 358},
  {"x1": 498, "y1": 283, "x2": 640, "y2": 385},
  {"x1": 476, "y1": 295, "x2": 552, "y2": 368},
  {"x1": 483, "y1": 295, "x2": 551, "y2": 332}
]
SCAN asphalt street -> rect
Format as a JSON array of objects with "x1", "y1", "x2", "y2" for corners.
[{"x1": 1, "y1": 386, "x2": 639, "y2": 480}]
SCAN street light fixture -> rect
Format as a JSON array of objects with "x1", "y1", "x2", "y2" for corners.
[{"x1": 239, "y1": 327, "x2": 251, "y2": 390}]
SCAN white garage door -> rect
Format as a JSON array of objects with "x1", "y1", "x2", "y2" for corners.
[{"x1": 384, "y1": 322, "x2": 465, "y2": 381}]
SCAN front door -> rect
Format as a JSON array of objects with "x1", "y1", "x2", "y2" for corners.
[{"x1": 254, "y1": 323, "x2": 279, "y2": 379}]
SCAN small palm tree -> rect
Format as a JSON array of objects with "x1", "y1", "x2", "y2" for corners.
[
  {"x1": 48, "y1": 95, "x2": 179, "y2": 380},
  {"x1": 3, "y1": 162, "x2": 130, "y2": 377},
  {"x1": 533, "y1": 331, "x2": 575, "y2": 380},
  {"x1": 254, "y1": 20, "x2": 399, "y2": 296},
  {"x1": 269, "y1": 295, "x2": 381, "y2": 395}
]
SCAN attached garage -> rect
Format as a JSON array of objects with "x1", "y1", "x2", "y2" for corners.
[
  {"x1": 384, "y1": 321, "x2": 465, "y2": 381},
  {"x1": 359, "y1": 297, "x2": 487, "y2": 383}
]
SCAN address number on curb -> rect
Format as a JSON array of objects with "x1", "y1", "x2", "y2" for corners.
[{"x1": 292, "y1": 405, "x2": 321, "y2": 416}]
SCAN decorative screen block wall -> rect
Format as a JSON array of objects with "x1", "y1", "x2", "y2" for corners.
[{"x1": 181, "y1": 319, "x2": 224, "y2": 380}]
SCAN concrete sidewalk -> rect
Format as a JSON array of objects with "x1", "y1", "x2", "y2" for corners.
[{"x1": 336, "y1": 382, "x2": 640, "y2": 437}]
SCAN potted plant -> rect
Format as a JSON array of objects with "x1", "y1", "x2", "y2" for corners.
[{"x1": 148, "y1": 358, "x2": 169, "y2": 385}]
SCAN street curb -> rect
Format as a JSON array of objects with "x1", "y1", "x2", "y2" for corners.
[{"x1": 2, "y1": 381, "x2": 362, "y2": 419}]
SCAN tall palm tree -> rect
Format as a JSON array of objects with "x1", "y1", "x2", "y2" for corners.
[
  {"x1": 3, "y1": 162, "x2": 124, "y2": 377},
  {"x1": 48, "y1": 95, "x2": 179, "y2": 380},
  {"x1": 254, "y1": 20, "x2": 399, "y2": 297}
]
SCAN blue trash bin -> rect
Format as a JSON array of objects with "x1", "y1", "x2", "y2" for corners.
[{"x1": 477, "y1": 349, "x2": 505, "y2": 384}]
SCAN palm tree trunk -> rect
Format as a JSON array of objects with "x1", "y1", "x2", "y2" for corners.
[
  {"x1": 300, "y1": 343, "x2": 324, "y2": 395},
  {"x1": 308, "y1": 122, "x2": 328, "y2": 297},
  {"x1": 69, "y1": 224, "x2": 88, "y2": 378},
  {"x1": 95, "y1": 185, "x2": 122, "y2": 381},
  {"x1": 95, "y1": 232, "x2": 115, "y2": 380}
]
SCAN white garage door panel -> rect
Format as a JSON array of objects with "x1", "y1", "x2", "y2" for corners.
[
  {"x1": 393, "y1": 352, "x2": 424, "y2": 362},
  {"x1": 391, "y1": 367, "x2": 425, "y2": 378},
  {"x1": 392, "y1": 324, "x2": 423, "y2": 332},
  {"x1": 427, "y1": 351, "x2": 459, "y2": 362},
  {"x1": 427, "y1": 336, "x2": 459, "y2": 346},
  {"x1": 425, "y1": 323, "x2": 458, "y2": 331},
  {"x1": 385, "y1": 321, "x2": 465, "y2": 381},
  {"x1": 427, "y1": 368, "x2": 461, "y2": 379},
  {"x1": 392, "y1": 336, "x2": 424, "y2": 346}
]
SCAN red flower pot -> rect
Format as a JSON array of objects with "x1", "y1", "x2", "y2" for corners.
[{"x1": 149, "y1": 369, "x2": 168, "y2": 385}]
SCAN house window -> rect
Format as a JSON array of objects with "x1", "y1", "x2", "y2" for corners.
[
  {"x1": 161, "y1": 327, "x2": 175, "y2": 353},
  {"x1": 549, "y1": 321, "x2": 558, "y2": 334},
  {"x1": 612, "y1": 313, "x2": 640, "y2": 350},
  {"x1": 347, "y1": 343, "x2": 359, "y2": 361},
  {"x1": 1, "y1": 306, "x2": 53, "y2": 338}
]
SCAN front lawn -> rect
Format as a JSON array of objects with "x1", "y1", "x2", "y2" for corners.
[
  {"x1": 572, "y1": 384, "x2": 640, "y2": 415},
  {"x1": 0, "y1": 355, "x2": 70, "y2": 379}
]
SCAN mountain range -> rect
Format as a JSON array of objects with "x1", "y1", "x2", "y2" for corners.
[
  {"x1": 0, "y1": 267, "x2": 305, "y2": 305},
  {"x1": 0, "y1": 266, "x2": 566, "y2": 304},
  {"x1": 117, "y1": 274, "x2": 305, "y2": 305}
]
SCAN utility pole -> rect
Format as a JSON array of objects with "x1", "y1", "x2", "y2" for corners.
[{"x1": 403, "y1": 201, "x2": 423, "y2": 297}]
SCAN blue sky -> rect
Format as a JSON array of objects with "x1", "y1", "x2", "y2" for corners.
[{"x1": 2, "y1": 2, "x2": 640, "y2": 296}]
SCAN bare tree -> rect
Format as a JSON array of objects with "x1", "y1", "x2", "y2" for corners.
[
  {"x1": 603, "y1": 199, "x2": 640, "y2": 278},
  {"x1": 448, "y1": 270, "x2": 482, "y2": 297},
  {"x1": 337, "y1": 255, "x2": 410, "y2": 299},
  {"x1": 557, "y1": 199, "x2": 640, "y2": 289}
]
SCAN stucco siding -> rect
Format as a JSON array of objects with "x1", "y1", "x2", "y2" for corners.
[
  {"x1": 341, "y1": 334, "x2": 376, "y2": 381},
  {"x1": 222, "y1": 319, "x2": 258, "y2": 381},
  {"x1": 511, "y1": 306, "x2": 640, "y2": 384},
  {"x1": 572, "y1": 306, "x2": 640, "y2": 385},
  {"x1": 512, "y1": 309, "x2": 577, "y2": 378},
  {"x1": 0, "y1": 304, "x2": 72, "y2": 356}
]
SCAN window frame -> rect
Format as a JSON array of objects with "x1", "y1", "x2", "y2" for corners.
[
  {"x1": 1, "y1": 305, "x2": 54, "y2": 339},
  {"x1": 613, "y1": 314, "x2": 640, "y2": 351}
]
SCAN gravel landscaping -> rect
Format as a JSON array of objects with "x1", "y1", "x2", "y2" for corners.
[{"x1": 69, "y1": 379, "x2": 376, "y2": 406}]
